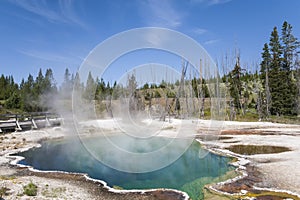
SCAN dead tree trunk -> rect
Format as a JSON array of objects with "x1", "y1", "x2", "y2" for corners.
[
  {"x1": 265, "y1": 66, "x2": 271, "y2": 119},
  {"x1": 199, "y1": 59, "x2": 205, "y2": 118},
  {"x1": 179, "y1": 58, "x2": 188, "y2": 118}
]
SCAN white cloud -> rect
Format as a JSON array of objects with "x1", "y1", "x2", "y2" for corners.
[
  {"x1": 8, "y1": 0, "x2": 87, "y2": 29},
  {"x1": 204, "y1": 39, "x2": 219, "y2": 45},
  {"x1": 139, "y1": 0, "x2": 184, "y2": 28},
  {"x1": 209, "y1": 0, "x2": 232, "y2": 5},
  {"x1": 58, "y1": 0, "x2": 87, "y2": 29},
  {"x1": 144, "y1": 28, "x2": 172, "y2": 47},
  {"x1": 193, "y1": 28, "x2": 208, "y2": 35},
  {"x1": 18, "y1": 49, "x2": 82, "y2": 65},
  {"x1": 190, "y1": 0, "x2": 232, "y2": 6}
]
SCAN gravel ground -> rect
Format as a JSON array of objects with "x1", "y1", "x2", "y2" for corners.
[{"x1": 1, "y1": 120, "x2": 300, "y2": 199}]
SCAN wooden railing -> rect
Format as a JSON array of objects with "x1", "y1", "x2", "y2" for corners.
[{"x1": 0, "y1": 112, "x2": 63, "y2": 133}]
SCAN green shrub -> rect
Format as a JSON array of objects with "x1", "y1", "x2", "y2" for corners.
[
  {"x1": 0, "y1": 187, "x2": 9, "y2": 198},
  {"x1": 23, "y1": 182, "x2": 38, "y2": 196}
]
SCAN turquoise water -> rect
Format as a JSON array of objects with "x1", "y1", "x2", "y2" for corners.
[{"x1": 17, "y1": 136, "x2": 233, "y2": 199}]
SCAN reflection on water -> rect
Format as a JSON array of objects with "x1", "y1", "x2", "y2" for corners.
[{"x1": 17, "y1": 136, "x2": 233, "y2": 199}]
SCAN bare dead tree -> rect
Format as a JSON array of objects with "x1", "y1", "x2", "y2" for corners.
[
  {"x1": 241, "y1": 62, "x2": 247, "y2": 116},
  {"x1": 178, "y1": 58, "x2": 188, "y2": 118},
  {"x1": 265, "y1": 63, "x2": 271, "y2": 119},
  {"x1": 105, "y1": 95, "x2": 113, "y2": 117},
  {"x1": 198, "y1": 59, "x2": 205, "y2": 118},
  {"x1": 148, "y1": 90, "x2": 152, "y2": 114},
  {"x1": 253, "y1": 63, "x2": 263, "y2": 120},
  {"x1": 223, "y1": 52, "x2": 236, "y2": 120},
  {"x1": 295, "y1": 54, "x2": 300, "y2": 116}
]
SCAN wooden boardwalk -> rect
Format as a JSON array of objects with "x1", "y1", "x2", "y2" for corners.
[{"x1": 0, "y1": 112, "x2": 62, "y2": 133}]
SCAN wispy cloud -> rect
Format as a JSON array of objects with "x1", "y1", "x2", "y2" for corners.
[
  {"x1": 139, "y1": 0, "x2": 184, "y2": 28},
  {"x1": 8, "y1": 0, "x2": 87, "y2": 29},
  {"x1": 193, "y1": 28, "x2": 208, "y2": 35},
  {"x1": 190, "y1": 0, "x2": 232, "y2": 6},
  {"x1": 18, "y1": 49, "x2": 82, "y2": 65},
  {"x1": 204, "y1": 39, "x2": 220, "y2": 45},
  {"x1": 209, "y1": 0, "x2": 232, "y2": 5},
  {"x1": 143, "y1": 28, "x2": 173, "y2": 47}
]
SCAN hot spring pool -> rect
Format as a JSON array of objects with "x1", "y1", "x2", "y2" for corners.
[{"x1": 16, "y1": 136, "x2": 235, "y2": 199}]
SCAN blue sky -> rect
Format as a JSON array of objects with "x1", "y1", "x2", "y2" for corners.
[{"x1": 0, "y1": 0, "x2": 300, "y2": 84}]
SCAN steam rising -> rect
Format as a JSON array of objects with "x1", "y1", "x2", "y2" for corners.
[{"x1": 49, "y1": 28, "x2": 225, "y2": 173}]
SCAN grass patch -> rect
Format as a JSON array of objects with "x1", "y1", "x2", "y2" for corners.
[
  {"x1": 269, "y1": 115, "x2": 300, "y2": 124},
  {"x1": 23, "y1": 182, "x2": 38, "y2": 196},
  {"x1": 41, "y1": 186, "x2": 66, "y2": 198},
  {"x1": 238, "y1": 190, "x2": 300, "y2": 200},
  {"x1": 226, "y1": 145, "x2": 291, "y2": 155},
  {"x1": 0, "y1": 175, "x2": 16, "y2": 180},
  {"x1": 0, "y1": 187, "x2": 10, "y2": 199},
  {"x1": 235, "y1": 110, "x2": 259, "y2": 122}
]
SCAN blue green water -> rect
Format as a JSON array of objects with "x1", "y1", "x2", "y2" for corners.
[{"x1": 16, "y1": 136, "x2": 234, "y2": 199}]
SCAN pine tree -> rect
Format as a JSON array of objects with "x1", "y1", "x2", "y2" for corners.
[
  {"x1": 269, "y1": 27, "x2": 283, "y2": 115},
  {"x1": 228, "y1": 56, "x2": 243, "y2": 114},
  {"x1": 72, "y1": 72, "x2": 84, "y2": 100},
  {"x1": 0, "y1": 75, "x2": 6, "y2": 100},
  {"x1": 21, "y1": 74, "x2": 35, "y2": 111},
  {"x1": 84, "y1": 72, "x2": 96, "y2": 102},
  {"x1": 281, "y1": 21, "x2": 299, "y2": 71},
  {"x1": 112, "y1": 81, "x2": 121, "y2": 100},
  {"x1": 39, "y1": 68, "x2": 57, "y2": 111},
  {"x1": 5, "y1": 92, "x2": 21, "y2": 109},
  {"x1": 44, "y1": 68, "x2": 56, "y2": 94},
  {"x1": 260, "y1": 43, "x2": 271, "y2": 84},
  {"x1": 281, "y1": 21, "x2": 299, "y2": 115},
  {"x1": 95, "y1": 78, "x2": 107, "y2": 100},
  {"x1": 35, "y1": 69, "x2": 44, "y2": 94},
  {"x1": 73, "y1": 72, "x2": 82, "y2": 92},
  {"x1": 64, "y1": 68, "x2": 71, "y2": 83},
  {"x1": 260, "y1": 43, "x2": 271, "y2": 118},
  {"x1": 61, "y1": 68, "x2": 72, "y2": 99}
]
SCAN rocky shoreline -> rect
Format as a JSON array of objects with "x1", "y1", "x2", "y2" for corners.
[
  {"x1": 0, "y1": 127, "x2": 189, "y2": 200},
  {"x1": 197, "y1": 120, "x2": 300, "y2": 199}
]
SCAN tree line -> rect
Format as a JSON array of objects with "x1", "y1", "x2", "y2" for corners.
[
  {"x1": 0, "y1": 69, "x2": 57, "y2": 112},
  {"x1": 223, "y1": 21, "x2": 299, "y2": 119},
  {"x1": 260, "y1": 21, "x2": 300, "y2": 117},
  {"x1": 1, "y1": 21, "x2": 299, "y2": 120}
]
